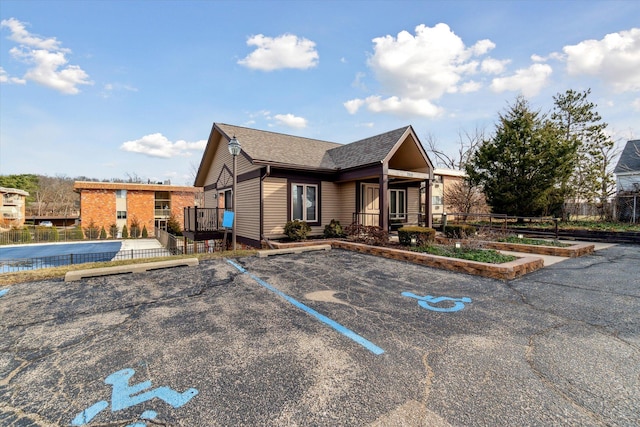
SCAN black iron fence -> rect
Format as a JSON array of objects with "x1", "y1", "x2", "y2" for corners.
[
  {"x1": 183, "y1": 207, "x2": 227, "y2": 233},
  {"x1": 0, "y1": 227, "x2": 88, "y2": 246}
]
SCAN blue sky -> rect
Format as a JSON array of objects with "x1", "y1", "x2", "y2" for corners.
[{"x1": 1, "y1": 0, "x2": 639, "y2": 185}]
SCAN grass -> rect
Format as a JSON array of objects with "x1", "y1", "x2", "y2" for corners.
[
  {"x1": 497, "y1": 236, "x2": 570, "y2": 247},
  {"x1": 0, "y1": 250, "x2": 257, "y2": 286},
  {"x1": 411, "y1": 244, "x2": 517, "y2": 264}
]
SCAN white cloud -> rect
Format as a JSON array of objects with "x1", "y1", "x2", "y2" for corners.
[
  {"x1": 0, "y1": 66, "x2": 26, "y2": 84},
  {"x1": 346, "y1": 23, "x2": 498, "y2": 117},
  {"x1": 0, "y1": 18, "x2": 92, "y2": 94},
  {"x1": 101, "y1": 82, "x2": 138, "y2": 98},
  {"x1": 238, "y1": 33, "x2": 319, "y2": 71},
  {"x1": 120, "y1": 133, "x2": 206, "y2": 158},
  {"x1": 490, "y1": 63, "x2": 553, "y2": 97},
  {"x1": 633, "y1": 98, "x2": 640, "y2": 111},
  {"x1": 561, "y1": 28, "x2": 640, "y2": 93},
  {"x1": 273, "y1": 113, "x2": 308, "y2": 129},
  {"x1": 481, "y1": 58, "x2": 510, "y2": 74}
]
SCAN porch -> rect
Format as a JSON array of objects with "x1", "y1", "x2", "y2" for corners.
[{"x1": 182, "y1": 207, "x2": 229, "y2": 241}]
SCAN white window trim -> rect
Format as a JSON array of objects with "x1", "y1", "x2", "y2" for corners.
[
  {"x1": 389, "y1": 189, "x2": 406, "y2": 220},
  {"x1": 291, "y1": 183, "x2": 318, "y2": 222}
]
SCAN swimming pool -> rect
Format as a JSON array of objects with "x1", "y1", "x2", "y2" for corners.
[{"x1": 1, "y1": 241, "x2": 123, "y2": 272}]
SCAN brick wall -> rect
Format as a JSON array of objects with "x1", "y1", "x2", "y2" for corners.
[
  {"x1": 170, "y1": 191, "x2": 194, "y2": 231},
  {"x1": 80, "y1": 189, "x2": 116, "y2": 229},
  {"x1": 127, "y1": 190, "x2": 154, "y2": 233}
]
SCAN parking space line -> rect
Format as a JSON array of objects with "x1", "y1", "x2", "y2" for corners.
[{"x1": 226, "y1": 259, "x2": 384, "y2": 355}]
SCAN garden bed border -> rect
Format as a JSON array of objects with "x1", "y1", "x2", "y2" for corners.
[
  {"x1": 435, "y1": 237, "x2": 595, "y2": 258},
  {"x1": 266, "y1": 239, "x2": 544, "y2": 280}
]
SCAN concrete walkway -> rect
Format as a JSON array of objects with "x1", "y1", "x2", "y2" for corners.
[{"x1": 498, "y1": 241, "x2": 616, "y2": 266}]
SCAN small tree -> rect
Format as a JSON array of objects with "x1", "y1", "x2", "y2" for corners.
[
  {"x1": 109, "y1": 223, "x2": 119, "y2": 239},
  {"x1": 167, "y1": 214, "x2": 182, "y2": 236},
  {"x1": 141, "y1": 225, "x2": 148, "y2": 238},
  {"x1": 130, "y1": 217, "x2": 141, "y2": 238},
  {"x1": 84, "y1": 219, "x2": 100, "y2": 240},
  {"x1": 72, "y1": 225, "x2": 84, "y2": 240},
  {"x1": 99, "y1": 226, "x2": 107, "y2": 239},
  {"x1": 122, "y1": 224, "x2": 129, "y2": 239}
]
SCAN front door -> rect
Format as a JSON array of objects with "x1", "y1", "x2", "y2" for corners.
[{"x1": 361, "y1": 184, "x2": 380, "y2": 226}]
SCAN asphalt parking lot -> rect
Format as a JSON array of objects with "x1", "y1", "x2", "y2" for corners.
[{"x1": 1, "y1": 245, "x2": 639, "y2": 426}]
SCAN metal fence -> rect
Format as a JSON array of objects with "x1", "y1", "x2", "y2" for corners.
[{"x1": 1, "y1": 227, "x2": 87, "y2": 246}]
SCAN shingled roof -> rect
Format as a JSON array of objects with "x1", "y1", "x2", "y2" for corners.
[
  {"x1": 216, "y1": 123, "x2": 341, "y2": 170},
  {"x1": 215, "y1": 123, "x2": 413, "y2": 171},
  {"x1": 614, "y1": 140, "x2": 640, "y2": 174}
]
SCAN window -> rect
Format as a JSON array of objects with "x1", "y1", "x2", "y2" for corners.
[
  {"x1": 432, "y1": 195, "x2": 443, "y2": 205},
  {"x1": 292, "y1": 184, "x2": 317, "y2": 222},
  {"x1": 116, "y1": 190, "x2": 127, "y2": 198},
  {"x1": 390, "y1": 189, "x2": 406, "y2": 220},
  {"x1": 117, "y1": 211, "x2": 127, "y2": 219}
]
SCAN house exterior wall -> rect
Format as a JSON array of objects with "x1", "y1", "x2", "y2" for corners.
[
  {"x1": 80, "y1": 189, "x2": 116, "y2": 230},
  {"x1": 263, "y1": 177, "x2": 288, "y2": 239},
  {"x1": 236, "y1": 177, "x2": 261, "y2": 242},
  {"x1": 617, "y1": 173, "x2": 640, "y2": 192},
  {"x1": 339, "y1": 182, "x2": 356, "y2": 226},
  {"x1": 407, "y1": 186, "x2": 420, "y2": 224}
]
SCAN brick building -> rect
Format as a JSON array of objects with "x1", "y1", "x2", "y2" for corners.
[{"x1": 74, "y1": 181, "x2": 202, "y2": 237}]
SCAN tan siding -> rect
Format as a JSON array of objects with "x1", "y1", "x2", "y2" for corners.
[
  {"x1": 339, "y1": 182, "x2": 356, "y2": 225},
  {"x1": 237, "y1": 178, "x2": 260, "y2": 242},
  {"x1": 407, "y1": 187, "x2": 420, "y2": 224},
  {"x1": 262, "y1": 177, "x2": 288, "y2": 239},
  {"x1": 202, "y1": 134, "x2": 260, "y2": 207}
]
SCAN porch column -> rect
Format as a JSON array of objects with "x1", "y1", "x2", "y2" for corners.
[
  {"x1": 380, "y1": 170, "x2": 389, "y2": 231},
  {"x1": 425, "y1": 178, "x2": 433, "y2": 228}
]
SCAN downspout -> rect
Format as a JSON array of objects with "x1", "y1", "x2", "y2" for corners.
[{"x1": 260, "y1": 165, "x2": 273, "y2": 248}]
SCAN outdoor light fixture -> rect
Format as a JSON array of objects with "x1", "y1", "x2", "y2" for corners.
[
  {"x1": 228, "y1": 136, "x2": 241, "y2": 251},
  {"x1": 410, "y1": 236, "x2": 417, "y2": 246},
  {"x1": 518, "y1": 234, "x2": 523, "y2": 239},
  {"x1": 455, "y1": 242, "x2": 462, "y2": 249}
]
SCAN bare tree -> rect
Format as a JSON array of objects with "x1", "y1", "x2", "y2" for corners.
[
  {"x1": 425, "y1": 127, "x2": 485, "y2": 170},
  {"x1": 444, "y1": 179, "x2": 489, "y2": 220}
]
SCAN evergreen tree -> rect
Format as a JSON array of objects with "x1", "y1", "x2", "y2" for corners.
[
  {"x1": 122, "y1": 224, "x2": 129, "y2": 239},
  {"x1": 552, "y1": 89, "x2": 617, "y2": 219},
  {"x1": 466, "y1": 96, "x2": 576, "y2": 218}
]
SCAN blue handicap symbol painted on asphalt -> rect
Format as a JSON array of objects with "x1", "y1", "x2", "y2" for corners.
[
  {"x1": 71, "y1": 368, "x2": 198, "y2": 426},
  {"x1": 402, "y1": 292, "x2": 472, "y2": 312},
  {"x1": 0, "y1": 288, "x2": 9, "y2": 297}
]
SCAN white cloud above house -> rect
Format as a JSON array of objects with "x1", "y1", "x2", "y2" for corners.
[
  {"x1": 238, "y1": 33, "x2": 319, "y2": 71},
  {"x1": 0, "y1": 17, "x2": 92, "y2": 94},
  {"x1": 490, "y1": 63, "x2": 553, "y2": 97},
  {"x1": 120, "y1": 133, "x2": 206, "y2": 158},
  {"x1": 272, "y1": 113, "x2": 308, "y2": 128},
  {"x1": 345, "y1": 23, "x2": 500, "y2": 118},
  {"x1": 560, "y1": 27, "x2": 640, "y2": 93}
]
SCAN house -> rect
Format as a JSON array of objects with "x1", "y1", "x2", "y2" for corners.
[
  {"x1": 614, "y1": 139, "x2": 640, "y2": 193},
  {"x1": 0, "y1": 187, "x2": 29, "y2": 228},
  {"x1": 431, "y1": 168, "x2": 466, "y2": 216},
  {"x1": 74, "y1": 181, "x2": 202, "y2": 237},
  {"x1": 189, "y1": 123, "x2": 434, "y2": 247}
]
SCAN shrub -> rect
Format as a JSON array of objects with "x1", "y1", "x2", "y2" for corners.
[
  {"x1": 142, "y1": 225, "x2": 148, "y2": 238},
  {"x1": 108, "y1": 223, "x2": 119, "y2": 239},
  {"x1": 99, "y1": 226, "x2": 107, "y2": 239},
  {"x1": 122, "y1": 224, "x2": 129, "y2": 239},
  {"x1": 323, "y1": 219, "x2": 345, "y2": 238},
  {"x1": 167, "y1": 214, "x2": 182, "y2": 236},
  {"x1": 344, "y1": 222, "x2": 389, "y2": 246},
  {"x1": 398, "y1": 226, "x2": 436, "y2": 246},
  {"x1": 444, "y1": 224, "x2": 477, "y2": 239},
  {"x1": 284, "y1": 220, "x2": 311, "y2": 241},
  {"x1": 84, "y1": 219, "x2": 100, "y2": 240},
  {"x1": 130, "y1": 217, "x2": 141, "y2": 238},
  {"x1": 72, "y1": 225, "x2": 84, "y2": 240}
]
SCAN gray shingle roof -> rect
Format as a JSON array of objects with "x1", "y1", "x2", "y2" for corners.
[
  {"x1": 216, "y1": 123, "x2": 411, "y2": 171},
  {"x1": 614, "y1": 140, "x2": 640, "y2": 174},
  {"x1": 327, "y1": 126, "x2": 410, "y2": 169},
  {"x1": 216, "y1": 123, "x2": 341, "y2": 170}
]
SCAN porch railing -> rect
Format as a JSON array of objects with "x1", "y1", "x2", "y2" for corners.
[{"x1": 183, "y1": 207, "x2": 228, "y2": 233}]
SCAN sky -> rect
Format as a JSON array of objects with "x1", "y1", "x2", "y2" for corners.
[{"x1": 1, "y1": 0, "x2": 639, "y2": 186}]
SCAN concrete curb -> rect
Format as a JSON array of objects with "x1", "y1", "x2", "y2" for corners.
[
  {"x1": 64, "y1": 258, "x2": 199, "y2": 282},
  {"x1": 256, "y1": 244, "x2": 331, "y2": 258}
]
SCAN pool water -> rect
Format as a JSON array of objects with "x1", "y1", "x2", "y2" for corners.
[{"x1": 1, "y1": 241, "x2": 123, "y2": 272}]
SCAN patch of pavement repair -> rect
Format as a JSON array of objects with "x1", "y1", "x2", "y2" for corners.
[{"x1": 0, "y1": 244, "x2": 638, "y2": 426}]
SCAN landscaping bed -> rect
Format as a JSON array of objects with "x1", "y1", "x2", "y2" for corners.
[
  {"x1": 266, "y1": 239, "x2": 544, "y2": 280},
  {"x1": 435, "y1": 236, "x2": 595, "y2": 258}
]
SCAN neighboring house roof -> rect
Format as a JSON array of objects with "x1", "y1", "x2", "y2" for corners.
[
  {"x1": 0, "y1": 187, "x2": 29, "y2": 197},
  {"x1": 614, "y1": 139, "x2": 640, "y2": 174},
  {"x1": 434, "y1": 168, "x2": 466, "y2": 178}
]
